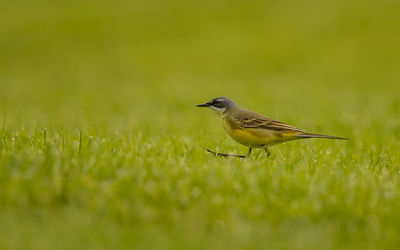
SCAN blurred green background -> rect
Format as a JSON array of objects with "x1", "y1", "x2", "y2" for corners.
[
  {"x1": 1, "y1": 0, "x2": 399, "y2": 129},
  {"x1": 1, "y1": 0, "x2": 400, "y2": 249}
]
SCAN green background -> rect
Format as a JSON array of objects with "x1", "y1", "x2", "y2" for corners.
[{"x1": 1, "y1": 0, "x2": 400, "y2": 249}]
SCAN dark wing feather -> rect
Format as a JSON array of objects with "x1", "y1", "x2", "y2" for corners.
[{"x1": 234, "y1": 112, "x2": 305, "y2": 133}]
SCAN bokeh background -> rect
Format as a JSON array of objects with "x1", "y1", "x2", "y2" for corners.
[
  {"x1": 1, "y1": 0, "x2": 400, "y2": 249},
  {"x1": 2, "y1": 0, "x2": 399, "y2": 131}
]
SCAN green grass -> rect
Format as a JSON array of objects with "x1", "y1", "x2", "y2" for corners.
[{"x1": 1, "y1": 0, "x2": 400, "y2": 249}]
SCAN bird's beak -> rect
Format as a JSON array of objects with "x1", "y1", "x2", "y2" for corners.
[{"x1": 196, "y1": 103, "x2": 210, "y2": 107}]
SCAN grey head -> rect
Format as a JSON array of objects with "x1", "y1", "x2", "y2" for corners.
[{"x1": 196, "y1": 97, "x2": 237, "y2": 115}]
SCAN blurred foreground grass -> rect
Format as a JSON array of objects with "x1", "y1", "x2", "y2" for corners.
[{"x1": 1, "y1": 0, "x2": 400, "y2": 249}]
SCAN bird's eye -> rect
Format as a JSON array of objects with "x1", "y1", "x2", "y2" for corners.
[{"x1": 214, "y1": 102, "x2": 223, "y2": 108}]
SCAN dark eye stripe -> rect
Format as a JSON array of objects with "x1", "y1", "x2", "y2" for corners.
[{"x1": 209, "y1": 99, "x2": 225, "y2": 108}]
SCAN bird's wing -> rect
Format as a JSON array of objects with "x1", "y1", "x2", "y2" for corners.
[{"x1": 234, "y1": 112, "x2": 305, "y2": 133}]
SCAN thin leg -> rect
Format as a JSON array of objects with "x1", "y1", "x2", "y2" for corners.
[
  {"x1": 247, "y1": 147, "x2": 252, "y2": 157},
  {"x1": 263, "y1": 146, "x2": 271, "y2": 157},
  {"x1": 205, "y1": 148, "x2": 246, "y2": 158}
]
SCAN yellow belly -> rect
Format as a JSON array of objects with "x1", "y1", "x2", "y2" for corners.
[{"x1": 222, "y1": 118, "x2": 295, "y2": 147}]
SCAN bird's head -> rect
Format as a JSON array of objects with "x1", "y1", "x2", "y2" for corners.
[{"x1": 196, "y1": 97, "x2": 237, "y2": 115}]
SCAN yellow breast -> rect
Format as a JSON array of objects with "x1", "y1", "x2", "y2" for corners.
[{"x1": 222, "y1": 117, "x2": 292, "y2": 147}]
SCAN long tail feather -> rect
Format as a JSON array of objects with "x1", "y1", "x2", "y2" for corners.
[{"x1": 295, "y1": 133, "x2": 349, "y2": 140}]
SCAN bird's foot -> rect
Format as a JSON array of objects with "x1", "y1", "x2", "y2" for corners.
[
  {"x1": 205, "y1": 148, "x2": 247, "y2": 158},
  {"x1": 264, "y1": 146, "x2": 271, "y2": 157}
]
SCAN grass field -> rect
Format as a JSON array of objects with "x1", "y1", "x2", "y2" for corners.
[{"x1": 1, "y1": 0, "x2": 400, "y2": 249}]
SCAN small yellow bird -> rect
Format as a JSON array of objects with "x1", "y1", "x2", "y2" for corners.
[{"x1": 197, "y1": 97, "x2": 348, "y2": 158}]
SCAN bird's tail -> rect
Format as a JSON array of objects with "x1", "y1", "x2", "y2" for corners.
[{"x1": 295, "y1": 132, "x2": 349, "y2": 140}]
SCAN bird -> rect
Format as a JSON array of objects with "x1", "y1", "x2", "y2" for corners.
[{"x1": 196, "y1": 97, "x2": 348, "y2": 158}]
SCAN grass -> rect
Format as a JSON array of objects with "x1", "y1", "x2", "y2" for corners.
[{"x1": 1, "y1": 0, "x2": 400, "y2": 249}]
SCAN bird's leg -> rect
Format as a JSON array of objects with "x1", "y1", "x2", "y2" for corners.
[
  {"x1": 246, "y1": 147, "x2": 252, "y2": 157},
  {"x1": 205, "y1": 148, "x2": 246, "y2": 158},
  {"x1": 263, "y1": 146, "x2": 271, "y2": 157}
]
